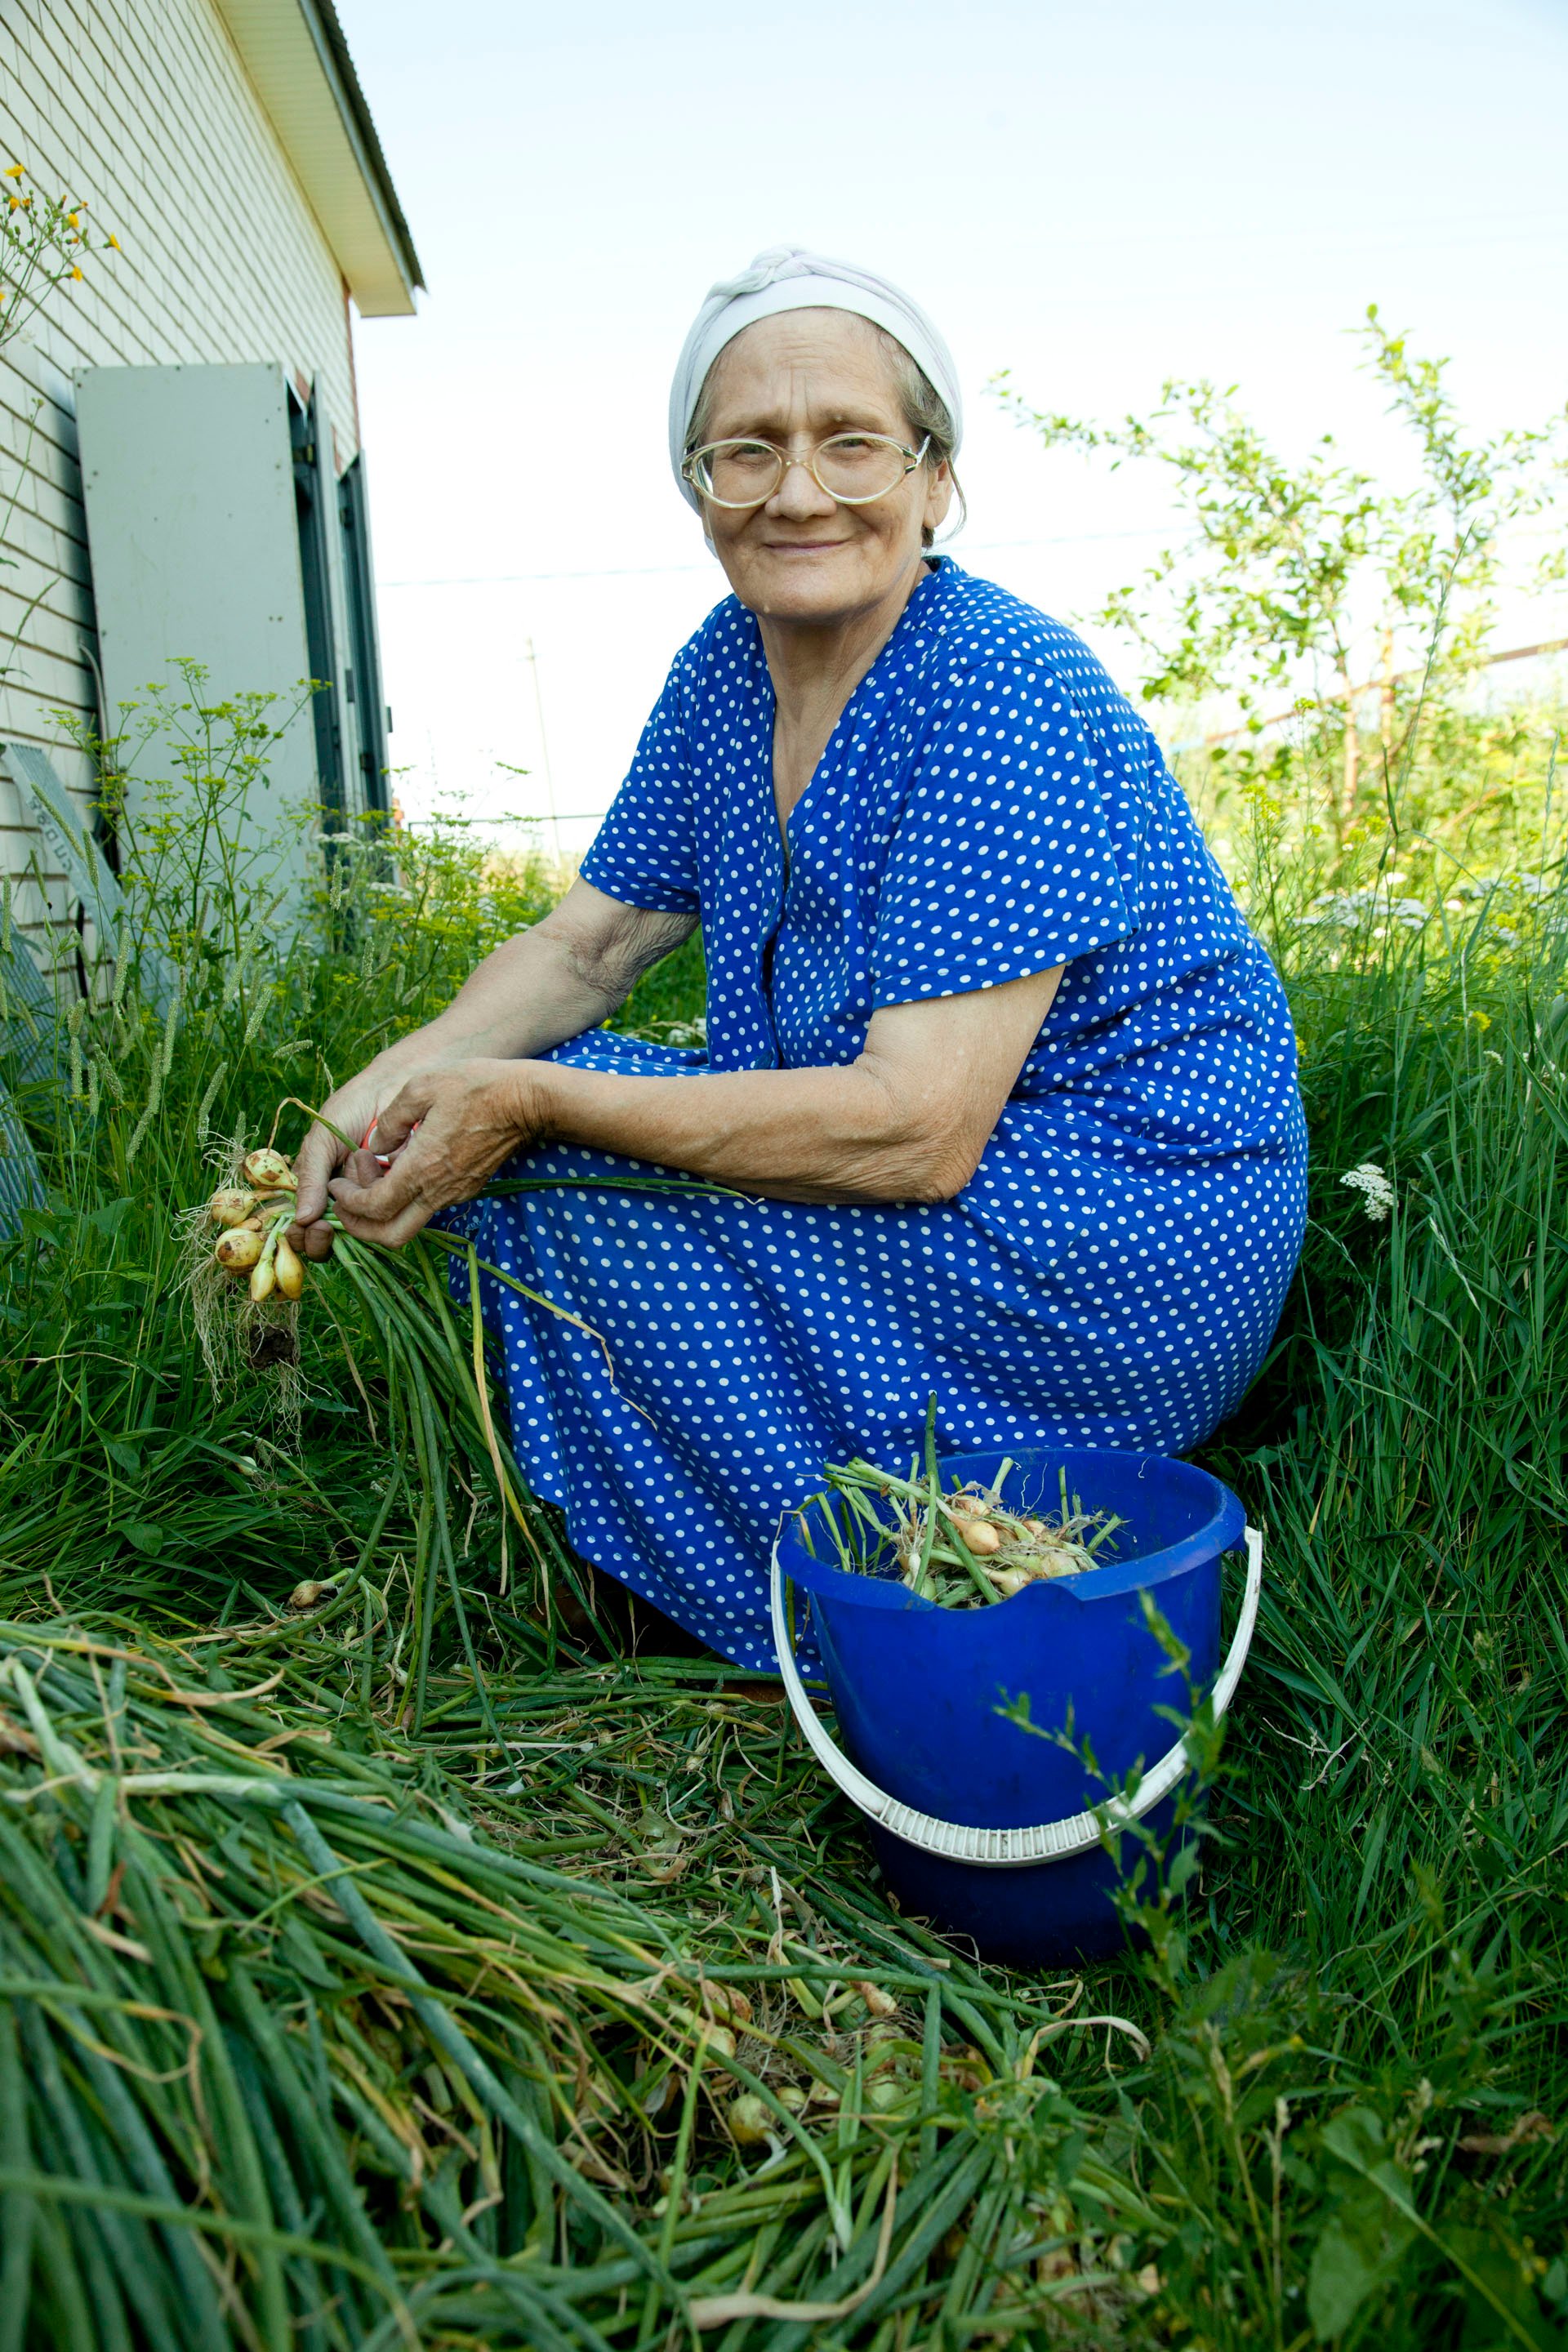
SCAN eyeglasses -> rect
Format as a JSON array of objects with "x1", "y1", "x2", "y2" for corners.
[{"x1": 683, "y1": 430, "x2": 931, "y2": 510}]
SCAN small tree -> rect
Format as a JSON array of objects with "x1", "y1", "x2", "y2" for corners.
[{"x1": 994, "y1": 312, "x2": 1564, "y2": 837}]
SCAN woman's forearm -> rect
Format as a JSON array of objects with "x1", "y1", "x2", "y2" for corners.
[
  {"x1": 412, "y1": 927, "x2": 613, "y2": 1062},
  {"x1": 523, "y1": 975, "x2": 1062, "y2": 1205},
  {"x1": 321, "y1": 972, "x2": 1062, "y2": 1248},
  {"x1": 537, "y1": 1060, "x2": 939, "y2": 1202},
  {"x1": 534, "y1": 1054, "x2": 973, "y2": 1205},
  {"x1": 385, "y1": 886, "x2": 697, "y2": 1068}
]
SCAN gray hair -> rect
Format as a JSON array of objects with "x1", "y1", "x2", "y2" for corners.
[{"x1": 686, "y1": 322, "x2": 965, "y2": 549}]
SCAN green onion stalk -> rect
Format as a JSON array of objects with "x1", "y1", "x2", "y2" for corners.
[{"x1": 0, "y1": 1618, "x2": 1122, "y2": 2349}]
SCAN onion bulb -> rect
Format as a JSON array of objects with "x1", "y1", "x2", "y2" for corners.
[
  {"x1": 274, "y1": 1236, "x2": 305, "y2": 1299},
  {"x1": 726, "y1": 2094, "x2": 772, "y2": 2148},
  {"x1": 288, "y1": 1579, "x2": 336, "y2": 1611},
  {"x1": 241, "y1": 1148, "x2": 296, "y2": 1192},
  {"x1": 249, "y1": 1256, "x2": 277, "y2": 1303},
  {"x1": 854, "y1": 1980, "x2": 898, "y2": 2018},
  {"x1": 949, "y1": 1513, "x2": 1002, "y2": 1556},
  {"x1": 208, "y1": 1188, "x2": 256, "y2": 1227},
  {"x1": 215, "y1": 1227, "x2": 263, "y2": 1272}
]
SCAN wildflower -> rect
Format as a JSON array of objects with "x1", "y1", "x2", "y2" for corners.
[
  {"x1": 3, "y1": 164, "x2": 24, "y2": 180},
  {"x1": 106, "y1": 233, "x2": 119, "y2": 250},
  {"x1": 1341, "y1": 1162, "x2": 1396, "y2": 1223},
  {"x1": 69, "y1": 265, "x2": 82, "y2": 281},
  {"x1": 65, "y1": 210, "x2": 78, "y2": 227}
]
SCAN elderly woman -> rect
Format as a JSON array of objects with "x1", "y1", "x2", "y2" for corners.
[{"x1": 291, "y1": 247, "x2": 1307, "y2": 1670}]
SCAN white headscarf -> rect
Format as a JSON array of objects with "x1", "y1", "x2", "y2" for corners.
[{"x1": 668, "y1": 244, "x2": 963, "y2": 510}]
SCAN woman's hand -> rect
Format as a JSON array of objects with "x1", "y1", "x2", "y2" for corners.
[
  {"x1": 324, "y1": 1060, "x2": 557, "y2": 1250},
  {"x1": 289, "y1": 1044, "x2": 466, "y2": 1260},
  {"x1": 288, "y1": 883, "x2": 698, "y2": 1259}
]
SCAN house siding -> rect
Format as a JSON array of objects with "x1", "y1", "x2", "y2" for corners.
[{"x1": 0, "y1": 0, "x2": 363, "y2": 952}]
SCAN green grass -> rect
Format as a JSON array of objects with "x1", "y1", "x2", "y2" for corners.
[{"x1": 0, "y1": 696, "x2": 1564, "y2": 2346}]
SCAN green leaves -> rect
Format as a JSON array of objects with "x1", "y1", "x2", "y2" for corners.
[
  {"x1": 993, "y1": 314, "x2": 1568, "y2": 859},
  {"x1": 1307, "y1": 2109, "x2": 1419, "y2": 2340}
]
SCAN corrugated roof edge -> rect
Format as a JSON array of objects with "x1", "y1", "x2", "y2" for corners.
[{"x1": 305, "y1": 0, "x2": 425, "y2": 296}]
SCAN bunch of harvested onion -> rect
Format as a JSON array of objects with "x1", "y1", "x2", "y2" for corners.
[
  {"x1": 185, "y1": 1122, "x2": 742, "y2": 1723},
  {"x1": 204, "y1": 1143, "x2": 308, "y2": 1301},
  {"x1": 809, "y1": 1450, "x2": 1125, "y2": 1608}
]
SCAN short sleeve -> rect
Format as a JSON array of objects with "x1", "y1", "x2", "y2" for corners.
[
  {"x1": 871, "y1": 663, "x2": 1141, "y2": 1008},
  {"x1": 578, "y1": 656, "x2": 701, "y2": 914}
]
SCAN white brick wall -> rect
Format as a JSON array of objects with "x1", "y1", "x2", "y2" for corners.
[{"x1": 0, "y1": 0, "x2": 365, "y2": 947}]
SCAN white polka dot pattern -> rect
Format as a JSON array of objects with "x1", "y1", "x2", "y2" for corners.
[{"x1": 444, "y1": 563, "x2": 1307, "y2": 1671}]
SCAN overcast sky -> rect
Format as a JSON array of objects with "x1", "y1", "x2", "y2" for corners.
[{"x1": 334, "y1": 0, "x2": 1568, "y2": 853}]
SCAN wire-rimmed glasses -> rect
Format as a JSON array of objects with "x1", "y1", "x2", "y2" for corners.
[{"x1": 683, "y1": 430, "x2": 931, "y2": 510}]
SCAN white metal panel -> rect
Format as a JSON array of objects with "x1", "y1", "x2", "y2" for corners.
[{"x1": 75, "y1": 360, "x2": 319, "y2": 885}]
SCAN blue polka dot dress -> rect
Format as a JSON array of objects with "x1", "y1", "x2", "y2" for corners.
[{"x1": 445, "y1": 562, "x2": 1307, "y2": 1671}]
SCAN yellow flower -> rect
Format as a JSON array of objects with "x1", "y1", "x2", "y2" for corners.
[
  {"x1": 3, "y1": 164, "x2": 24, "y2": 180},
  {"x1": 65, "y1": 211, "x2": 78, "y2": 228},
  {"x1": 105, "y1": 233, "x2": 119, "y2": 250},
  {"x1": 69, "y1": 265, "x2": 82, "y2": 280}
]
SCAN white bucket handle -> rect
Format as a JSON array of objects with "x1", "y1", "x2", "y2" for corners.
[{"x1": 769, "y1": 1526, "x2": 1263, "y2": 1869}]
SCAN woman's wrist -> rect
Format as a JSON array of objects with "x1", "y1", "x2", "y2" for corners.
[
  {"x1": 496, "y1": 1057, "x2": 565, "y2": 1152},
  {"x1": 368, "y1": 1021, "x2": 505, "y2": 1093}
]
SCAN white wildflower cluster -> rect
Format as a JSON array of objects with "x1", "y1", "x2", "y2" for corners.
[
  {"x1": 662, "y1": 1018, "x2": 708, "y2": 1049},
  {"x1": 1440, "y1": 871, "x2": 1553, "y2": 904},
  {"x1": 1298, "y1": 880, "x2": 1429, "y2": 934},
  {"x1": 1341, "y1": 1161, "x2": 1396, "y2": 1223},
  {"x1": 1446, "y1": 874, "x2": 1558, "y2": 942},
  {"x1": 1532, "y1": 997, "x2": 1567, "y2": 1086},
  {"x1": 1302, "y1": 868, "x2": 1560, "y2": 945}
]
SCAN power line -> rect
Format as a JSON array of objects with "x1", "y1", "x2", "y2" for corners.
[
  {"x1": 377, "y1": 510, "x2": 1565, "y2": 595},
  {"x1": 1191, "y1": 635, "x2": 1568, "y2": 749},
  {"x1": 376, "y1": 526, "x2": 1167, "y2": 593}
]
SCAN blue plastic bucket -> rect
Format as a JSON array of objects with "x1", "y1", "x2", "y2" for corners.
[{"x1": 771, "y1": 1446, "x2": 1256, "y2": 1968}]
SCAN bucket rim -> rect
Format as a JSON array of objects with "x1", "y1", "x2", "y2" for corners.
[{"x1": 778, "y1": 1445, "x2": 1246, "y2": 1610}]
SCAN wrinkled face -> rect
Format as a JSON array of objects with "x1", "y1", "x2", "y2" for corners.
[{"x1": 692, "y1": 310, "x2": 953, "y2": 627}]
